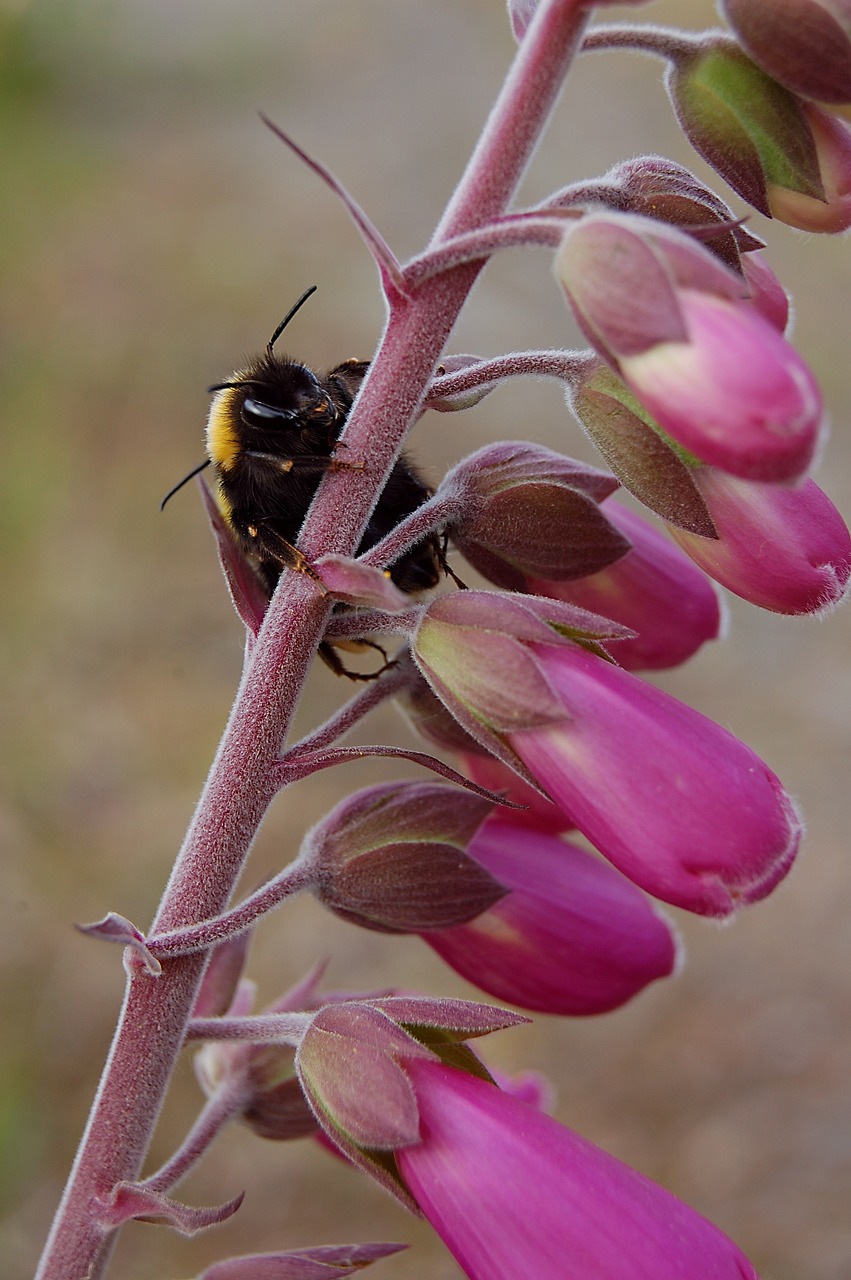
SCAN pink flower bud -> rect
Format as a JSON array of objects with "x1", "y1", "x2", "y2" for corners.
[
  {"x1": 619, "y1": 289, "x2": 822, "y2": 482},
  {"x1": 667, "y1": 39, "x2": 827, "y2": 217},
  {"x1": 396, "y1": 1060, "x2": 760, "y2": 1280},
  {"x1": 524, "y1": 499, "x2": 722, "y2": 670},
  {"x1": 558, "y1": 214, "x2": 823, "y2": 481},
  {"x1": 602, "y1": 155, "x2": 765, "y2": 268},
  {"x1": 422, "y1": 816, "x2": 677, "y2": 1015},
  {"x1": 667, "y1": 469, "x2": 851, "y2": 614},
  {"x1": 442, "y1": 442, "x2": 627, "y2": 590},
  {"x1": 306, "y1": 783, "x2": 504, "y2": 933},
  {"x1": 413, "y1": 595, "x2": 802, "y2": 917}
]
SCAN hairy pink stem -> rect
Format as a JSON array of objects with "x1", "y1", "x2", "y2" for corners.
[{"x1": 35, "y1": 5, "x2": 590, "y2": 1277}]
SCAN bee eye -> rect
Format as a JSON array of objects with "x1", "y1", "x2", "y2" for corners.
[{"x1": 242, "y1": 397, "x2": 298, "y2": 425}]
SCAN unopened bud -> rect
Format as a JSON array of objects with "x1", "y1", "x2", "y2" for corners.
[
  {"x1": 442, "y1": 441, "x2": 627, "y2": 589},
  {"x1": 306, "y1": 782, "x2": 504, "y2": 932}
]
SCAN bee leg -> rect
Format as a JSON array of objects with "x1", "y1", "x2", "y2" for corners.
[
  {"x1": 247, "y1": 523, "x2": 327, "y2": 589},
  {"x1": 437, "y1": 532, "x2": 467, "y2": 589},
  {"x1": 318, "y1": 639, "x2": 397, "y2": 682}
]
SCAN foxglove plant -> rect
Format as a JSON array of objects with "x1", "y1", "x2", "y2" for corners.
[{"x1": 36, "y1": 2, "x2": 850, "y2": 1279}]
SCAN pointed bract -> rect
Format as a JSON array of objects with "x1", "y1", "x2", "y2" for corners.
[
  {"x1": 667, "y1": 40, "x2": 824, "y2": 215},
  {"x1": 197, "y1": 1242, "x2": 408, "y2": 1280}
]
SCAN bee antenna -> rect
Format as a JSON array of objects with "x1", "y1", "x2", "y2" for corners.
[
  {"x1": 160, "y1": 459, "x2": 211, "y2": 511},
  {"x1": 266, "y1": 284, "x2": 318, "y2": 355}
]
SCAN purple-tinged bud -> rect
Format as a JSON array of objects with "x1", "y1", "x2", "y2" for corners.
[
  {"x1": 769, "y1": 102, "x2": 851, "y2": 230},
  {"x1": 667, "y1": 469, "x2": 851, "y2": 615},
  {"x1": 422, "y1": 816, "x2": 678, "y2": 1015},
  {"x1": 667, "y1": 39, "x2": 826, "y2": 217},
  {"x1": 740, "y1": 251, "x2": 791, "y2": 331},
  {"x1": 413, "y1": 595, "x2": 802, "y2": 917},
  {"x1": 721, "y1": 0, "x2": 851, "y2": 111},
  {"x1": 558, "y1": 214, "x2": 824, "y2": 482},
  {"x1": 442, "y1": 441, "x2": 627, "y2": 590},
  {"x1": 305, "y1": 782, "x2": 505, "y2": 933},
  {"x1": 524, "y1": 498, "x2": 722, "y2": 670},
  {"x1": 570, "y1": 363, "x2": 717, "y2": 534},
  {"x1": 602, "y1": 155, "x2": 764, "y2": 268},
  {"x1": 396, "y1": 1060, "x2": 761, "y2": 1280}
]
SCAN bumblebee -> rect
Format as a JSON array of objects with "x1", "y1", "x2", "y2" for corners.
[{"x1": 163, "y1": 287, "x2": 443, "y2": 672}]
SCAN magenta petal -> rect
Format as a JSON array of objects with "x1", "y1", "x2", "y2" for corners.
[
  {"x1": 508, "y1": 645, "x2": 801, "y2": 917},
  {"x1": 621, "y1": 291, "x2": 823, "y2": 482},
  {"x1": 397, "y1": 1060, "x2": 758, "y2": 1280},
  {"x1": 422, "y1": 819, "x2": 677, "y2": 1015},
  {"x1": 527, "y1": 500, "x2": 722, "y2": 670},
  {"x1": 668, "y1": 470, "x2": 851, "y2": 615}
]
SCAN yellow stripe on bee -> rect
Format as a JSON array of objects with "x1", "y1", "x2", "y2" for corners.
[{"x1": 206, "y1": 384, "x2": 242, "y2": 473}]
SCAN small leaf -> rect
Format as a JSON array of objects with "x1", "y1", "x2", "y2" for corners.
[
  {"x1": 76, "y1": 913, "x2": 161, "y2": 977},
  {"x1": 364, "y1": 996, "x2": 528, "y2": 1041},
  {"x1": 315, "y1": 555, "x2": 409, "y2": 611},
  {"x1": 199, "y1": 478, "x2": 268, "y2": 636},
  {"x1": 94, "y1": 1183, "x2": 244, "y2": 1234}
]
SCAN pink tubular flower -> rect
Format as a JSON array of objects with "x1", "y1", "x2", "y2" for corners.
[
  {"x1": 667, "y1": 469, "x2": 851, "y2": 614},
  {"x1": 396, "y1": 1059, "x2": 759, "y2": 1280},
  {"x1": 421, "y1": 816, "x2": 678, "y2": 1016},
  {"x1": 412, "y1": 593, "x2": 802, "y2": 918},
  {"x1": 618, "y1": 289, "x2": 822, "y2": 482},
  {"x1": 508, "y1": 644, "x2": 802, "y2": 916},
  {"x1": 524, "y1": 499, "x2": 722, "y2": 670}
]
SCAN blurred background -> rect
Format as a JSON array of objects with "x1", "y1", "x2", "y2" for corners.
[{"x1": 2, "y1": 1, "x2": 850, "y2": 1277}]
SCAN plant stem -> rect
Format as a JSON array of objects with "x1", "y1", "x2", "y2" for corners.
[{"x1": 35, "y1": 4, "x2": 590, "y2": 1276}]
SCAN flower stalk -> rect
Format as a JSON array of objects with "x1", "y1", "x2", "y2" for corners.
[{"x1": 34, "y1": 5, "x2": 594, "y2": 1277}]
